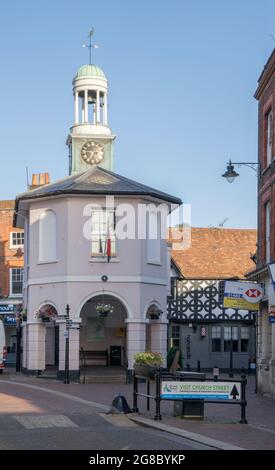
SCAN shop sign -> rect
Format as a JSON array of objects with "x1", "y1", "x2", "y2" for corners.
[
  {"x1": 223, "y1": 281, "x2": 263, "y2": 311},
  {"x1": 3, "y1": 315, "x2": 16, "y2": 325},
  {"x1": 161, "y1": 381, "x2": 241, "y2": 401},
  {"x1": 0, "y1": 304, "x2": 15, "y2": 313},
  {"x1": 269, "y1": 307, "x2": 275, "y2": 324}
]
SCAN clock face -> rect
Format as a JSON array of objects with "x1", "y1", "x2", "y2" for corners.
[{"x1": 81, "y1": 141, "x2": 104, "y2": 165}]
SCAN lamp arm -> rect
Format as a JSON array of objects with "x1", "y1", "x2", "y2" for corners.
[{"x1": 230, "y1": 162, "x2": 261, "y2": 174}]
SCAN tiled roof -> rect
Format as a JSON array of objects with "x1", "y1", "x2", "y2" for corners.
[{"x1": 170, "y1": 227, "x2": 257, "y2": 279}]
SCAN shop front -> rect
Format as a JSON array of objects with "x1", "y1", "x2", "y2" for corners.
[{"x1": 0, "y1": 302, "x2": 21, "y2": 366}]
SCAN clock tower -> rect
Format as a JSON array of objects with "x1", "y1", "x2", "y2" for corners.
[{"x1": 66, "y1": 64, "x2": 115, "y2": 175}]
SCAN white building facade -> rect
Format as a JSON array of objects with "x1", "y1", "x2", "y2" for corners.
[{"x1": 15, "y1": 63, "x2": 181, "y2": 380}]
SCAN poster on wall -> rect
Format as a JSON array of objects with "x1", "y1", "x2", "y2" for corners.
[
  {"x1": 223, "y1": 281, "x2": 263, "y2": 311},
  {"x1": 87, "y1": 317, "x2": 105, "y2": 341}
]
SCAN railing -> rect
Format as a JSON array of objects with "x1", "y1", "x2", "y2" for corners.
[{"x1": 133, "y1": 369, "x2": 248, "y2": 423}]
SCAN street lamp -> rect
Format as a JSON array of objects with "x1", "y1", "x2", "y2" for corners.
[
  {"x1": 222, "y1": 158, "x2": 260, "y2": 390},
  {"x1": 222, "y1": 160, "x2": 260, "y2": 183}
]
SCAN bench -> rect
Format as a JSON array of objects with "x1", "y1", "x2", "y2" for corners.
[{"x1": 80, "y1": 348, "x2": 108, "y2": 366}]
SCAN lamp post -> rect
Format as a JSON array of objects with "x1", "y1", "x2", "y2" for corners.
[
  {"x1": 222, "y1": 160, "x2": 260, "y2": 183},
  {"x1": 229, "y1": 325, "x2": 234, "y2": 378},
  {"x1": 222, "y1": 159, "x2": 260, "y2": 388}
]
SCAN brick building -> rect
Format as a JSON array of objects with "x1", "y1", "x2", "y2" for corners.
[
  {"x1": 0, "y1": 200, "x2": 24, "y2": 365},
  {"x1": 247, "y1": 48, "x2": 275, "y2": 396}
]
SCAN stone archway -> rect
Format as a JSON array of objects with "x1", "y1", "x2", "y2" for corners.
[
  {"x1": 79, "y1": 294, "x2": 128, "y2": 368},
  {"x1": 145, "y1": 303, "x2": 163, "y2": 351}
]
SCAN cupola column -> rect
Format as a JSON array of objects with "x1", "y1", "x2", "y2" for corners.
[
  {"x1": 74, "y1": 92, "x2": 79, "y2": 125},
  {"x1": 81, "y1": 94, "x2": 85, "y2": 123},
  {"x1": 103, "y1": 92, "x2": 108, "y2": 126},
  {"x1": 84, "y1": 89, "x2": 88, "y2": 123},
  {"x1": 96, "y1": 89, "x2": 100, "y2": 124}
]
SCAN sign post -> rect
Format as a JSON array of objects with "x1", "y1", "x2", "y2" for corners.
[{"x1": 64, "y1": 304, "x2": 70, "y2": 384}]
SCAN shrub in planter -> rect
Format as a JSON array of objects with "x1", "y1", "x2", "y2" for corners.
[
  {"x1": 167, "y1": 347, "x2": 184, "y2": 371},
  {"x1": 133, "y1": 352, "x2": 164, "y2": 378}
]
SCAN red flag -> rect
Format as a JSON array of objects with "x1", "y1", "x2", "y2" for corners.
[
  {"x1": 105, "y1": 215, "x2": 111, "y2": 262},
  {"x1": 106, "y1": 237, "x2": 111, "y2": 262}
]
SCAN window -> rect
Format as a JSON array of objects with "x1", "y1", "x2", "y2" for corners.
[
  {"x1": 265, "y1": 201, "x2": 271, "y2": 263},
  {"x1": 10, "y1": 232, "x2": 24, "y2": 247},
  {"x1": 224, "y1": 326, "x2": 238, "y2": 352},
  {"x1": 265, "y1": 109, "x2": 272, "y2": 166},
  {"x1": 39, "y1": 210, "x2": 57, "y2": 263},
  {"x1": 10, "y1": 268, "x2": 24, "y2": 296},
  {"x1": 91, "y1": 209, "x2": 116, "y2": 257},
  {"x1": 170, "y1": 325, "x2": 180, "y2": 348},
  {"x1": 241, "y1": 327, "x2": 249, "y2": 352},
  {"x1": 147, "y1": 211, "x2": 161, "y2": 264},
  {"x1": 211, "y1": 326, "x2": 221, "y2": 352}
]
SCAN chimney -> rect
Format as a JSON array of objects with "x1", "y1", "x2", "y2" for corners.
[{"x1": 29, "y1": 173, "x2": 50, "y2": 190}]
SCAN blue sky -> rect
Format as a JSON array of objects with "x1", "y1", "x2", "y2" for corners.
[{"x1": 0, "y1": 0, "x2": 274, "y2": 228}]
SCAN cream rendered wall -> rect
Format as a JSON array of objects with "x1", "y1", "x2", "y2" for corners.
[{"x1": 25, "y1": 194, "x2": 170, "y2": 372}]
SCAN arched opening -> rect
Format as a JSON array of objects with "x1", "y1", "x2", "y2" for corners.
[
  {"x1": 37, "y1": 304, "x2": 59, "y2": 372},
  {"x1": 79, "y1": 294, "x2": 128, "y2": 370},
  {"x1": 146, "y1": 303, "x2": 163, "y2": 352}
]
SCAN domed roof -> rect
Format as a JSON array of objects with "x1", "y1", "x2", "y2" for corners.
[{"x1": 75, "y1": 64, "x2": 106, "y2": 79}]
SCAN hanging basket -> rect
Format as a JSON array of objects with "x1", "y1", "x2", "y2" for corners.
[{"x1": 95, "y1": 303, "x2": 114, "y2": 317}]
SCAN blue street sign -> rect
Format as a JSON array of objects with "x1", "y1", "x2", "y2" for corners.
[
  {"x1": 0, "y1": 304, "x2": 15, "y2": 313},
  {"x1": 3, "y1": 315, "x2": 16, "y2": 325}
]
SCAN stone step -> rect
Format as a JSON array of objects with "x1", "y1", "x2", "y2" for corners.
[{"x1": 80, "y1": 375, "x2": 126, "y2": 384}]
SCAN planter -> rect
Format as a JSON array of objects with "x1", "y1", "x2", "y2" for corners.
[
  {"x1": 98, "y1": 311, "x2": 110, "y2": 318},
  {"x1": 133, "y1": 363, "x2": 158, "y2": 379}
]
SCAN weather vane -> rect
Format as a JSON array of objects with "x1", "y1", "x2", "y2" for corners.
[{"x1": 82, "y1": 27, "x2": 98, "y2": 64}]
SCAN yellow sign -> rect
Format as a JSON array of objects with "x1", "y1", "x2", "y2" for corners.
[{"x1": 223, "y1": 297, "x2": 260, "y2": 311}]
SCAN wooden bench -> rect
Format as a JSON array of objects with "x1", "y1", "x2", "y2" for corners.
[{"x1": 80, "y1": 348, "x2": 108, "y2": 366}]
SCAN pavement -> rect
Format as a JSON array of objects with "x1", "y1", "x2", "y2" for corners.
[{"x1": 0, "y1": 370, "x2": 275, "y2": 450}]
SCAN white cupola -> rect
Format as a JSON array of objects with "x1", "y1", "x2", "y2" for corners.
[{"x1": 67, "y1": 63, "x2": 115, "y2": 175}]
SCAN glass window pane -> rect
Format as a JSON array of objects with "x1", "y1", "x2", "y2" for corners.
[
  {"x1": 11, "y1": 268, "x2": 23, "y2": 294},
  {"x1": 212, "y1": 338, "x2": 221, "y2": 352},
  {"x1": 232, "y1": 327, "x2": 238, "y2": 340},
  {"x1": 241, "y1": 339, "x2": 249, "y2": 352},
  {"x1": 224, "y1": 326, "x2": 231, "y2": 340},
  {"x1": 241, "y1": 327, "x2": 249, "y2": 339},
  {"x1": 91, "y1": 210, "x2": 116, "y2": 256},
  {"x1": 212, "y1": 326, "x2": 221, "y2": 339}
]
